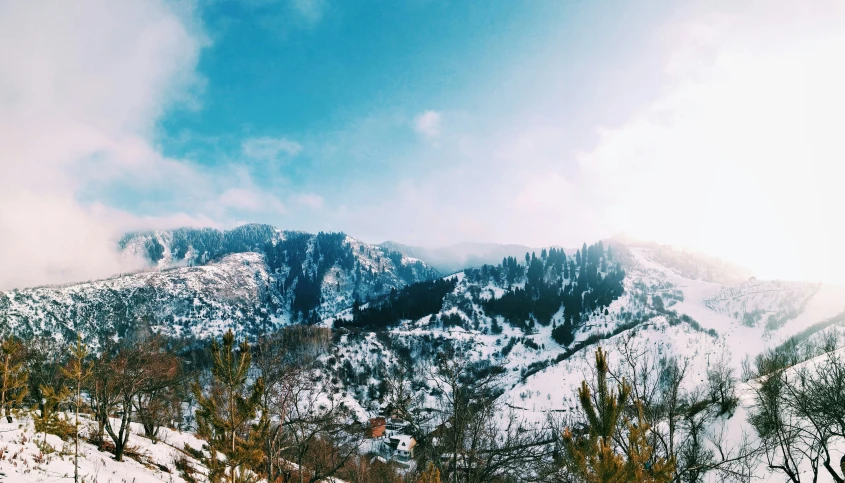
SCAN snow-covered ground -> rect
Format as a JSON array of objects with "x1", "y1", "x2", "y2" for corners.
[
  {"x1": 332, "y1": 245, "x2": 845, "y2": 428},
  {"x1": 0, "y1": 416, "x2": 206, "y2": 483}
]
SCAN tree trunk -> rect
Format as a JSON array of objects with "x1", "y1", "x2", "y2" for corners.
[
  {"x1": 2, "y1": 356, "x2": 9, "y2": 423},
  {"x1": 97, "y1": 417, "x2": 105, "y2": 446},
  {"x1": 74, "y1": 382, "x2": 80, "y2": 483},
  {"x1": 106, "y1": 405, "x2": 132, "y2": 462},
  {"x1": 113, "y1": 437, "x2": 125, "y2": 461}
]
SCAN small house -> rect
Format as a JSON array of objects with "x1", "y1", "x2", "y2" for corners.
[{"x1": 389, "y1": 434, "x2": 416, "y2": 460}]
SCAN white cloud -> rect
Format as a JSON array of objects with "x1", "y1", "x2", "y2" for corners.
[
  {"x1": 86, "y1": 202, "x2": 222, "y2": 232},
  {"x1": 292, "y1": 193, "x2": 324, "y2": 209},
  {"x1": 217, "y1": 188, "x2": 287, "y2": 214},
  {"x1": 0, "y1": 0, "x2": 210, "y2": 289},
  {"x1": 574, "y1": 1, "x2": 845, "y2": 282},
  {"x1": 241, "y1": 136, "x2": 303, "y2": 160},
  {"x1": 414, "y1": 110, "x2": 442, "y2": 138},
  {"x1": 326, "y1": 2, "x2": 845, "y2": 286},
  {"x1": 289, "y1": 0, "x2": 328, "y2": 25}
]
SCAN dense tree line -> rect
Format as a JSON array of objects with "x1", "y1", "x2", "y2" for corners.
[
  {"x1": 113, "y1": 226, "x2": 438, "y2": 329},
  {"x1": 468, "y1": 243, "x2": 624, "y2": 344},
  {"x1": 388, "y1": 250, "x2": 436, "y2": 285},
  {"x1": 265, "y1": 231, "x2": 357, "y2": 321},
  {"x1": 121, "y1": 224, "x2": 281, "y2": 265},
  {"x1": 337, "y1": 278, "x2": 458, "y2": 331}
]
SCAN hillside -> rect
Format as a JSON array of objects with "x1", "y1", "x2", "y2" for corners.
[
  {"x1": 2, "y1": 228, "x2": 845, "y2": 481},
  {"x1": 329, "y1": 243, "x2": 845, "y2": 417},
  {"x1": 0, "y1": 417, "x2": 208, "y2": 483},
  {"x1": 0, "y1": 225, "x2": 438, "y2": 345}
]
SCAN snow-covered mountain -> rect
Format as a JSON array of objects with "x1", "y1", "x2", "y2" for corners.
[
  {"x1": 3, "y1": 227, "x2": 842, "y2": 384},
  {"x1": 0, "y1": 224, "x2": 438, "y2": 345},
  {"x1": 2, "y1": 228, "x2": 845, "y2": 482},
  {"x1": 323, "y1": 241, "x2": 845, "y2": 431}
]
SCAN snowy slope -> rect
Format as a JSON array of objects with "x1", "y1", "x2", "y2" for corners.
[
  {"x1": 0, "y1": 416, "x2": 208, "y2": 483},
  {"x1": 0, "y1": 252, "x2": 274, "y2": 345},
  {"x1": 329, "y1": 244, "x2": 845, "y2": 455},
  {"x1": 4, "y1": 235, "x2": 845, "y2": 481},
  {"x1": 0, "y1": 226, "x2": 439, "y2": 345}
]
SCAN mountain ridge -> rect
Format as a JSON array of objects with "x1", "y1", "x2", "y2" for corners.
[
  {"x1": 0, "y1": 225, "x2": 439, "y2": 345},
  {"x1": 378, "y1": 240, "x2": 567, "y2": 275}
]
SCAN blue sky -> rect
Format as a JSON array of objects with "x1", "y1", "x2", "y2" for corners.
[
  {"x1": 2, "y1": 0, "x2": 845, "y2": 287},
  {"x1": 138, "y1": 0, "x2": 676, "y2": 239}
]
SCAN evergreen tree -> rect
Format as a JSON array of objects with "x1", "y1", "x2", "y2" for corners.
[
  {"x1": 0, "y1": 336, "x2": 28, "y2": 423},
  {"x1": 563, "y1": 347, "x2": 674, "y2": 483},
  {"x1": 31, "y1": 384, "x2": 71, "y2": 450},
  {"x1": 61, "y1": 335, "x2": 92, "y2": 483},
  {"x1": 193, "y1": 330, "x2": 267, "y2": 483},
  {"x1": 552, "y1": 318, "x2": 575, "y2": 346}
]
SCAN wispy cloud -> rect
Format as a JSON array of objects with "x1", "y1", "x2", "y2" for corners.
[
  {"x1": 291, "y1": 193, "x2": 324, "y2": 209},
  {"x1": 414, "y1": 110, "x2": 442, "y2": 138},
  {"x1": 289, "y1": 0, "x2": 328, "y2": 25},
  {"x1": 241, "y1": 136, "x2": 303, "y2": 160},
  {"x1": 0, "y1": 0, "x2": 305, "y2": 289},
  {"x1": 216, "y1": 188, "x2": 286, "y2": 213}
]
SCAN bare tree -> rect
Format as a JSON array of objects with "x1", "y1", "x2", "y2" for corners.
[
  {"x1": 706, "y1": 356, "x2": 738, "y2": 416},
  {"x1": 749, "y1": 370, "x2": 805, "y2": 482},
  {"x1": 93, "y1": 337, "x2": 180, "y2": 461},
  {"x1": 132, "y1": 339, "x2": 182, "y2": 443},
  {"x1": 382, "y1": 362, "x2": 432, "y2": 438},
  {"x1": 606, "y1": 335, "x2": 758, "y2": 482},
  {"x1": 426, "y1": 346, "x2": 554, "y2": 483},
  {"x1": 256, "y1": 332, "x2": 309, "y2": 483},
  {"x1": 783, "y1": 352, "x2": 845, "y2": 482},
  {"x1": 280, "y1": 376, "x2": 361, "y2": 483}
]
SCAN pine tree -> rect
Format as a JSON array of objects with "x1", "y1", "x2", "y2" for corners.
[
  {"x1": 0, "y1": 336, "x2": 28, "y2": 423},
  {"x1": 193, "y1": 330, "x2": 267, "y2": 483},
  {"x1": 562, "y1": 347, "x2": 674, "y2": 483},
  {"x1": 416, "y1": 462, "x2": 441, "y2": 483},
  {"x1": 31, "y1": 384, "x2": 71, "y2": 451},
  {"x1": 61, "y1": 335, "x2": 92, "y2": 483},
  {"x1": 623, "y1": 406, "x2": 674, "y2": 483}
]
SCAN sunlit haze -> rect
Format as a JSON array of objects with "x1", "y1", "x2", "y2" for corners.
[{"x1": 1, "y1": 0, "x2": 843, "y2": 288}]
